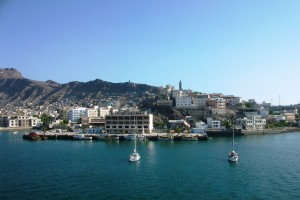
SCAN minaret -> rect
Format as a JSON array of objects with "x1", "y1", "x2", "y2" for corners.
[{"x1": 179, "y1": 80, "x2": 182, "y2": 91}]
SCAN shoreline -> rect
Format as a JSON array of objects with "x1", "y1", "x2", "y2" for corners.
[
  {"x1": 0, "y1": 127, "x2": 33, "y2": 131},
  {"x1": 242, "y1": 127, "x2": 300, "y2": 135}
]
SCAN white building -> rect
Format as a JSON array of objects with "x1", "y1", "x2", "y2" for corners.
[
  {"x1": 206, "y1": 98, "x2": 226, "y2": 114},
  {"x1": 207, "y1": 118, "x2": 221, "y2": 129},
  {"x1": 86, "y1": 108, "x2": 99, "y2": 118},
  {"x1": 259, "y1": 107, "x2": 269, "y2": 118},
  {"x1": 175, "y1": 96, "x2": 194, "y2": 108},
  {"x1": 105, "y1": 110, "x2": 153, "y2": 134},
  {"x1": 236, "y1": 115, "x2": 266, "y2": 130},
  {"x1": 67, "y1": 107, "x2": 87, "y2": 123},
  {"x1": 7, "y1": 116, "x2": 40, "y2": 128}
]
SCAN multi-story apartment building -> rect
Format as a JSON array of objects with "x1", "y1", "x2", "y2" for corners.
[
  {"x1": 192, "y1": 97, "x2": 207, "y2": 108},
  {"x1": 105, "y1": 110, "x2": 153, "y2": 134},
  {"x1": 236, "y1": 115, "x2": 266, "y2": 130},
  {"x1": 67, "y1": 107, "x2": 87, "y2": 123},
  {"x1": 175, "y1": 96, "x2": 194, "y2": 108},
  {"x1": 222, "y1": 95, "x2": 242, "y2": 106},
  {"x1": 7, "y1": 116, "x2": 40, "y2": 128},
  {"x1": 86, "y1": 108, "x2": 98, "y2": 118},
  {"x1": 206, "y1": 98, "x2": 226, "y2": 114}
]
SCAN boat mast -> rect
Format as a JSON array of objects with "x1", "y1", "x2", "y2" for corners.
[
  {"x1": 134, "y1": 117, "x2": 137, "y2": 152},
  {"x1": 232, "y1": 117, "x2": 235, "y2": 150}
]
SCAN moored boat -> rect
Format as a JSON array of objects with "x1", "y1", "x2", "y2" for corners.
[
  {"x1": 157, "y1": 134, "x2": 174, "y2": 141},
  {"x1": 228, "y1": 119, "x2": 239, "y2": 162},
  {"x1": 73, "y1": 134, "x2": 92, "y2": 140},
  {"x1": 104, "y1": 135, "x2": 119, "y2": 141},
  {"x1": 228, "y1": 150, "x2": 239, "y2": 162},
  {"x1": 124, "y1": 134, "x2": 136, "y2": 140},
  {"x1": 181, "y1": 134, "x2": 198, "y2": 141},
  {"x1": 129, "y1": 134, "x2": 140, "y2": 162}
]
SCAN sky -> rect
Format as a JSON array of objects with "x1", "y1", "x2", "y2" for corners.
[{"x1": 0, "y1": 0, "x2": 300, "y2": 105}]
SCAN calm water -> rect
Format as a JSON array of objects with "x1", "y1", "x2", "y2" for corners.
[{"x1": 1, "y1": 130, "x2": 300, "y2": 200}]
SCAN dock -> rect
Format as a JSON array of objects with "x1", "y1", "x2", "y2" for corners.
[{"x1": 22, "y1": 132, "x2": 209, "y2": 141}]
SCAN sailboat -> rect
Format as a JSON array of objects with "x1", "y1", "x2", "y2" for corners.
[
  {"x1": 228, "y1": 120, "x2": 239, "y2": 162},
  {"x1": 129, "y1": 134, "x2": 141, "y2": 162},
  {"x1": 129, "y1": 118, "x2": 140, "y2": 162}
]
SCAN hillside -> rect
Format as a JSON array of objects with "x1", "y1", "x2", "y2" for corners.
[{"x1": 0, "y1": 68, "x2": 160, "y2": 106}]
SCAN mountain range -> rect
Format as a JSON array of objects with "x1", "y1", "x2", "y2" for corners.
[{"x1": 0, "y1": 68, "x2": 160, "y2": 106}]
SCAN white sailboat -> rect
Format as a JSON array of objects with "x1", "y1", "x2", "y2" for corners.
[
  {"x1": 129, "y1": 118, "x2": 140, "y2": 162},
  {"x1": 228, "y1": 120, "x2": 239, "y2": 162},
  {"x1": 129, "y1": 134, "x2": 140, "y2": 162}
]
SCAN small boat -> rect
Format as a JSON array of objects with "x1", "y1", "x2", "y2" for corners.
[
  {"x1": 197, "y1": 133, "x2": 209, "y2": 141},
  {"x1": 11, "y1": 131, "x2": 18, "y2": 134},
  {"x1": 157, "y1": 134, "x2": 174, "y2": 141},
  {"x1": 73, "y1": 134, "x2": 92, "y2": 140},
  {"x1": 104, "y1": 135, "x2": 119, "y2": 141},
  {"x1": 97, "y1": 133, "x2": 107, "y2": 140},
  {"x1": 228, "y1": 120, "x2": 239, "y2": 162},
  {"x1": 228, "y1": 150, "x2": 239, "y2": 162},
  {"x1": 124, "y1": 134, "x2": 136, "y2": 140},
  {"x1": 129, "y1": 134, "x2": 140, "y2": 162},
  {"x1": 181, "y1": 134, "x2": 198, "y2": 141},
  {"x1": 28, "y1": 132, "x2": 41, "y2": 141}
]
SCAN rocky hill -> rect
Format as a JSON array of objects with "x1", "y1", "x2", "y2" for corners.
[{"x1": 0, "y1": 68, "x2": 160, "y2": 106}]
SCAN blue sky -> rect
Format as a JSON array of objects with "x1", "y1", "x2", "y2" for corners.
[{"x1": 0, "y1": 0, "x2": 299, "y2": 105}]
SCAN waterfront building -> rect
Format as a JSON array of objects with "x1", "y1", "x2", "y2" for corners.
[
  {"x1": 7, "y1": 116, "x2": 40, "y2": 128},
  {"x1": 207, "y1": 118, "x2": 221, "y2": 129},
  {"x1": 283, "y1": 113, "x2": 296, "y2": 122},
  {"x1": 105, "y1": 110, "x2": 153, "y2": 134},
  {"x1": 235, "y1": 115, "x2": 266, "y2": 130},
  {"x1": 67, "y1": 107, "x2": 87, "y2": 123},
  {"x1": 86, "y1": 108, "x2": 98, "y2": 118}
]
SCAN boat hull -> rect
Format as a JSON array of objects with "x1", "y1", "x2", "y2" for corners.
[
  {"x1": 228, "y1": 151, "x2": 239, "y2": 162},
  {"x1": 129, "y1": 152, "x2": 140, "y2": 162}
]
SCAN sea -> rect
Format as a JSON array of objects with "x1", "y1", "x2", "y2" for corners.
[{"x1": 1, "y1": 130, "x2": 300, "y2": 200}]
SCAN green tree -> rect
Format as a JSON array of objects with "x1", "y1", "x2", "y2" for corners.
[{"x1": 40, "y1": 114, "x2": 54, "y2": 132}]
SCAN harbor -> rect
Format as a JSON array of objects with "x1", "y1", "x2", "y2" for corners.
[
  {"x1": 3, "y1": 130, "x2": 300, "y2": 200},
  {"x1": 22, "y1": 131, "x2": 210, "y2": 141}
]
